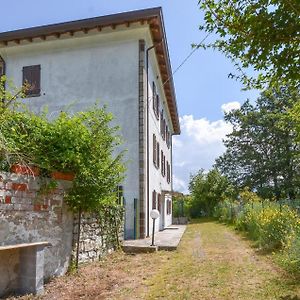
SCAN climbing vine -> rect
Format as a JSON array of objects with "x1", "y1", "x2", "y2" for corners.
[{"x1": 0, "y1": 76, "x2": 126, "y2": 213}]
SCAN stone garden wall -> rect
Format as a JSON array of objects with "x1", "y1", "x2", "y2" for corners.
[
  {"x1": 0, "y1": 171, "x2": 74, "y2": 297},
  {"x1": 73, "y1": 208, "x2": 124, "y2": 263},
  {"x1": 0, "y1": 170, "x2": 124, "y2": 297}
]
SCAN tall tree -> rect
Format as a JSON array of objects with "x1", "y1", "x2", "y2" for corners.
[
  {"x1": 215, "y1": 88, "x2": 300, "y2": 199},
  {"x1": 189, "y1": 169, "x2": 234, "y2": 216},
  {"x1": 198, "y1": 0, "x2": 300, "y2": 89}
]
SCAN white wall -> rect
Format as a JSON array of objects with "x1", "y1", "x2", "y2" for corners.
[{"x1": 147, "y1": 45, "x2": 173, "y2": 234}]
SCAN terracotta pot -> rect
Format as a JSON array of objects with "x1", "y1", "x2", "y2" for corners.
[
  {"x1": 11, "y1": 164, "x2": 40, "y2": 176},
  {"x1": 51, "y1": 171, "x2": 75, "y2": 181}
]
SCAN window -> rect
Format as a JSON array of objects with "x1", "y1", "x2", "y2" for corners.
[
  {"x1": 152, "y1": 82, "x2": 156, "y2": 112},
  {"x1": 22, "y1": 65, "x2": 41, "y2": 96},
  {"x1": 166, "y1": 126, "x2": 171, "y2": 149},
  {"x1": 161, "y1": 152, "x2": 166, "y2": 177},
  {"x1": 152, "y1": 190, "x2": 157, "y2": 209},
  {"x1": 160, "y1": 117, "x2": 166, "y2": 141},
  {"x1": 163, "y1": 119, "x2": 166, "y2": 140},
  {"x1": 167, "y1": 161, "x2": 171, "y2": 184},
  {"x1": 153, "y1": 134, "x2": 160, "y2": 169},
  {"x1": 153, "y1": 134, "x2": 157, "y2": 166},
  {"x1": 152, "y1": 82, "x2": 159, "y2": 118},
  {"x1": 157, "y1": 193, "x2": 161, "y2": 212},
  {"x1": 161, "y1": 150, "x2": 164, "y2": 176},
  {"x1": 155, "y1": 95, "x2": 160, "y2": 120},
  {"x1": 157, "y1": 142, "x2": 160, "y2": 168},
  {"x1": 160, "y1": 110, "x2": 164, "y2": 135},
  {"x1": 167, "y1": 200, "x2": 172, "y2": 215}
]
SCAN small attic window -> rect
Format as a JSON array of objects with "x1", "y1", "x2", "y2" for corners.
[{"x1": 22, "y1": 65, "x2": 41, "y2": 97}]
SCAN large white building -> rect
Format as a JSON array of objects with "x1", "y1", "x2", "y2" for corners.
[{"x1": 0, "y1": 7, "x2": 180, "y2": 240}]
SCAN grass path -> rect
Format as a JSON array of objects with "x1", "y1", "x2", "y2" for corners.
[
  {"x1": 12, "y1": 219, "x2": 300, "y2": 300},
  {"x1": 143, "y1": 219, "x2": 300, "y2": 300}
]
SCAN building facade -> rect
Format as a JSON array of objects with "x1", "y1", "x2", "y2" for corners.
[{"x1": 0, "y1": 7, "x2": 180, "y2": 240}]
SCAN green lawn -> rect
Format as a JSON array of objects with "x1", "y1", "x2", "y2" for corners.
[
  {"x1": 11, "y1": 219, "x2": 300, "y2": 300},
  {"x1": 144, "y1": 219, "x2": 300, "y2": 300}
]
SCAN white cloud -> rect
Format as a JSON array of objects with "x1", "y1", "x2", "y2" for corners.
[
  {"x1": 173, "y1": 113, "x2": 233, "y2": 194},
  {"x1": 221, "y1": 101, "x2": 241, "y2": 113},
  {"x1": 173, "y1": 175, "x2": 188, "y2": 194}
]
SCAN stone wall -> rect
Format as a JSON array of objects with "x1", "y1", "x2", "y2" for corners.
[
  {"x1": 73, "y1": 208, "x2": 124, "y2": 263},
  {"x1": 0, "y1": 171, "x2": 74, "y2": 297},
  {"x1": 0, "y1": 171, "x2": 124, "y2": 297}
]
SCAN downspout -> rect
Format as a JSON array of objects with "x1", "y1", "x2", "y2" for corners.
[{"x1": 146, "y1": 40, "x2": 163, "y2": 237}]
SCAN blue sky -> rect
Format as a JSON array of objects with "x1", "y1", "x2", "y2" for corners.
[{"x1": 1, "y1": 0, "x2": 260, "y2": 193}]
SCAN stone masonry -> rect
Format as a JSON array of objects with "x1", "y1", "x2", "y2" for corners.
[
  {"x1": 0, "y1": 171, "x2": 74, "y2": 297},
  {"x1": 73, "y1": 210, "x2": 124, "y2": 263},
  {"x1": 0, "y1": 170, "x2": 124, "y2": 297}
]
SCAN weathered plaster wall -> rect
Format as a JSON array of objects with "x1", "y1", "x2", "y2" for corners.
[
  {"x1": 0, "y1": 171, "x2": 74, "y2": 297},
  {"x1": 0, "y1": 249, "x2": 19, "y2": 297}
]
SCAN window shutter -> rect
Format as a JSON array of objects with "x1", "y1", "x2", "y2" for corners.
[
  {"x1": 157, "y1": 142, "x2": 160, "y2": 168},
  {"x1": 161, "y1": 151, "x2": 164, "y2": 176},
  {"x1": 23, "y1": 65, "x2": 41, "y2": 96},
  {"x1": 157, "y1": 194, "x2": 161, "y2": 212},
  {"x1": 153, "y1": 134, "x2": 156, "y2": 166},
  {"x1": 152, "y1": 190, "x2": 156, "y2": 209},
  {"x1": 152, "y1": 82, "x2": 156, "y2": 112},
  {"x1": 160, "y1": 110, "x2": 163, "y2": 135},
  {"x1": 156, "y1": 95, "x2": 160, "y2": 119}
]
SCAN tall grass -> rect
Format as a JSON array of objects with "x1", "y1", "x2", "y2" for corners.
[{"x1": 214, "y1": 200, "x2": 300, "y2": 273}]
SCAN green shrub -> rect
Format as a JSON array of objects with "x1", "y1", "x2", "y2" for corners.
[
  {"x1": 214, "y1": 200, "x2": 239, "y2": 223},
  {"x1": 283, "y1": 235, "x2": 300, "y2": 273},
  {"x1": 235, "y1": 203, "x2": 263, "y2": 240},
  {"x1": 256, "y1": 205, "x2": 300, "y2": 250}
]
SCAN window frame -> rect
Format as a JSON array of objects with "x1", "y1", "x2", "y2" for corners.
[{"x1": 22, "y1": 64, "x2": 41, "y2": 97}]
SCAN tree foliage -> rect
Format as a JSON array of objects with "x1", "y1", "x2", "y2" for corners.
[
  {"x1": 215, "y1": 87, "x2": 300, "y2": 199},
  {"x1": 198, "y1": 0, "x2": 300, "y2": 89},
  {"x1": 189, "y1": 169, "x2": 234, "y2": 216},
  {"x1": 289, "y1": 101, "x2": 300, "y2": 142}
]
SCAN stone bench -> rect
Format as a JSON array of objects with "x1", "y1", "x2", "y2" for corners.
[{"x1": 0, "y1": 242, "x2": 51, "y2": 296}]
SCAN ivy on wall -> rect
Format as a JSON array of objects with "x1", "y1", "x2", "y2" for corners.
[{"x1": 0, "y1": 75, "x2": 126, "y2": 213}]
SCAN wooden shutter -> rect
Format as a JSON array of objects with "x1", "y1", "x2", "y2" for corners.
[
  {"x1": 157, "y1": 142, "x2": 160, "y2": 168},
  {"x1": 156, "y1": 95, "x2": 160, "y2": 119},
  {"x1": 161, "y1": 151, "x2": 164, "y2": 176},
  {"x1": 0, "y1": 56, "x2": 5, "y2": 77},
  {"x1": 163, "y1": 119, "x2": 166, "y2": 140},
  {"x1": 157, "y1": 194, "x2": 161, "y2": 212},
  {"x1": 23, "y1": 65, "x2": 41, "y2": 96},
  {"x1": 152, "y1": 82, "x2": 156, "y2": 112},
  {"x1": 152, "y1": 190, "x2": 156, "y2": 209},
  {"x1": 160, "y1": 110, "x2": 163, "y2": 135},
  {"x1": 153, "y1": 134, "x2": 156, "y2": 166}
]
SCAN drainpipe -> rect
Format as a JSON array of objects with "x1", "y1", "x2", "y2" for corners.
[{"x1": 146, "y1": 40, "x2": 163, "y2": 237}]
